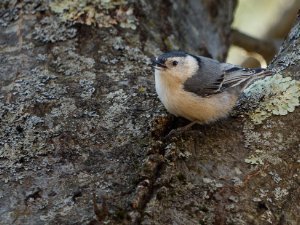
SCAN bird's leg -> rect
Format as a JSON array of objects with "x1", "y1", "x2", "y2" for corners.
[{"x1": 166, "y1": 120, "x2": 199, "y2": 138}]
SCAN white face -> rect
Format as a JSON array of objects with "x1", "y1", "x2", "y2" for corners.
[{"x1": 155, "y1": 55, "x2": 199, "y2": 83}]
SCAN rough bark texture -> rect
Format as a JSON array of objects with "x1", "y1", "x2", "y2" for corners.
[{"x1": 0, "y1": 1, "x2": 299, "y2": 225}]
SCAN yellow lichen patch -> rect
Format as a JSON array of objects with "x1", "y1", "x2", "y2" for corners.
[
  {"x1": 245, "y1": 152, "x2": 264, "y2": 165},
  {"x1": 49, "y1": 0, "x2": 137, "y2": 29},
  {"x1": 244, "y1": 74, "x2": 300, "y2": 124}
]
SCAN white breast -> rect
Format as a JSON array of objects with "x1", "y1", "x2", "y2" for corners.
[
  {"x1": 155, "y1": 71, "x2": 166, "y2": 103},
  {"x1": 155, "y1": 70, "x2": 179, "y2": 116}
]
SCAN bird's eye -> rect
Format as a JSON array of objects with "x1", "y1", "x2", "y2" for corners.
[{"x1": 172, "y1": 61, "x2": 178, "y2": 66}]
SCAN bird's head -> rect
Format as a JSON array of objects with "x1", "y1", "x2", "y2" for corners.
[{"x1": 152, "y1": 51, "x2": 200, "y2": 82}]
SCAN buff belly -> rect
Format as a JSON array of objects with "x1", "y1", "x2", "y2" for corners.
[{"x1": 155, "y1": 73, "x2": 238, "y2": 123}]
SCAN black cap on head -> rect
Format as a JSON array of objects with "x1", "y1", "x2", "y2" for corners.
[
  {"x1": 158, "y1": 51, "x2": 188, "y2": 62},
  {"x1": 152, "y1": 51, "x2": 187, "y2": 68}
]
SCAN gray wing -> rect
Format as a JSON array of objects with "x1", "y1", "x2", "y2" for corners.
[{"x1": 183, "y1": 56, "x2": 269, "y2": 97}]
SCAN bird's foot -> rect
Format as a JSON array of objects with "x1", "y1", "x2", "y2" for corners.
[{"x1": 166, "y1": 121, "x2": 199, "y2": 138}]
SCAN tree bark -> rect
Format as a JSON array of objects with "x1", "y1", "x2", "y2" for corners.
[{"x1": 0, "y1": 1, "x2": 299, "y2": 225}]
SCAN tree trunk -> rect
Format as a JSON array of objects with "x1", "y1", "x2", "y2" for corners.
[{"x1": 0, "y1": 1, "x2": 299, "y2": 225}]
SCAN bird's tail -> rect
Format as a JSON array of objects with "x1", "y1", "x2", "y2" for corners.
[
  {"x1": 251, "y1": 68, "x2": 273, "y2": 78},
  {"x1": 241, "y1": 68, "x2": 273, "y2": 91},
  {"x1": 223, "y1": 67, "x2": 273, "y2": 89}
]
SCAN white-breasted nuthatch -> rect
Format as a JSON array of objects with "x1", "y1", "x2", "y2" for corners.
[{"x1": 152, "y1": 51, "x2": 272, "y2": 124}]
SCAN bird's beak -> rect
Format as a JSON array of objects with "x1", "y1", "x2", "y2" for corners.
[{"x1": 151, "y1": 57, "x2": 167, "y2": 69}]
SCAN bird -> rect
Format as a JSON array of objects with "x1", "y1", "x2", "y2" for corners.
[{"x1": 152, "y1": 50, "x2": 272, "y2": 129}]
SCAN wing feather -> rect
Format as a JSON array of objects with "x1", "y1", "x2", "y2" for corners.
[{"x1": 183, "y1": 56, "x2": 271, "y2": 97}]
